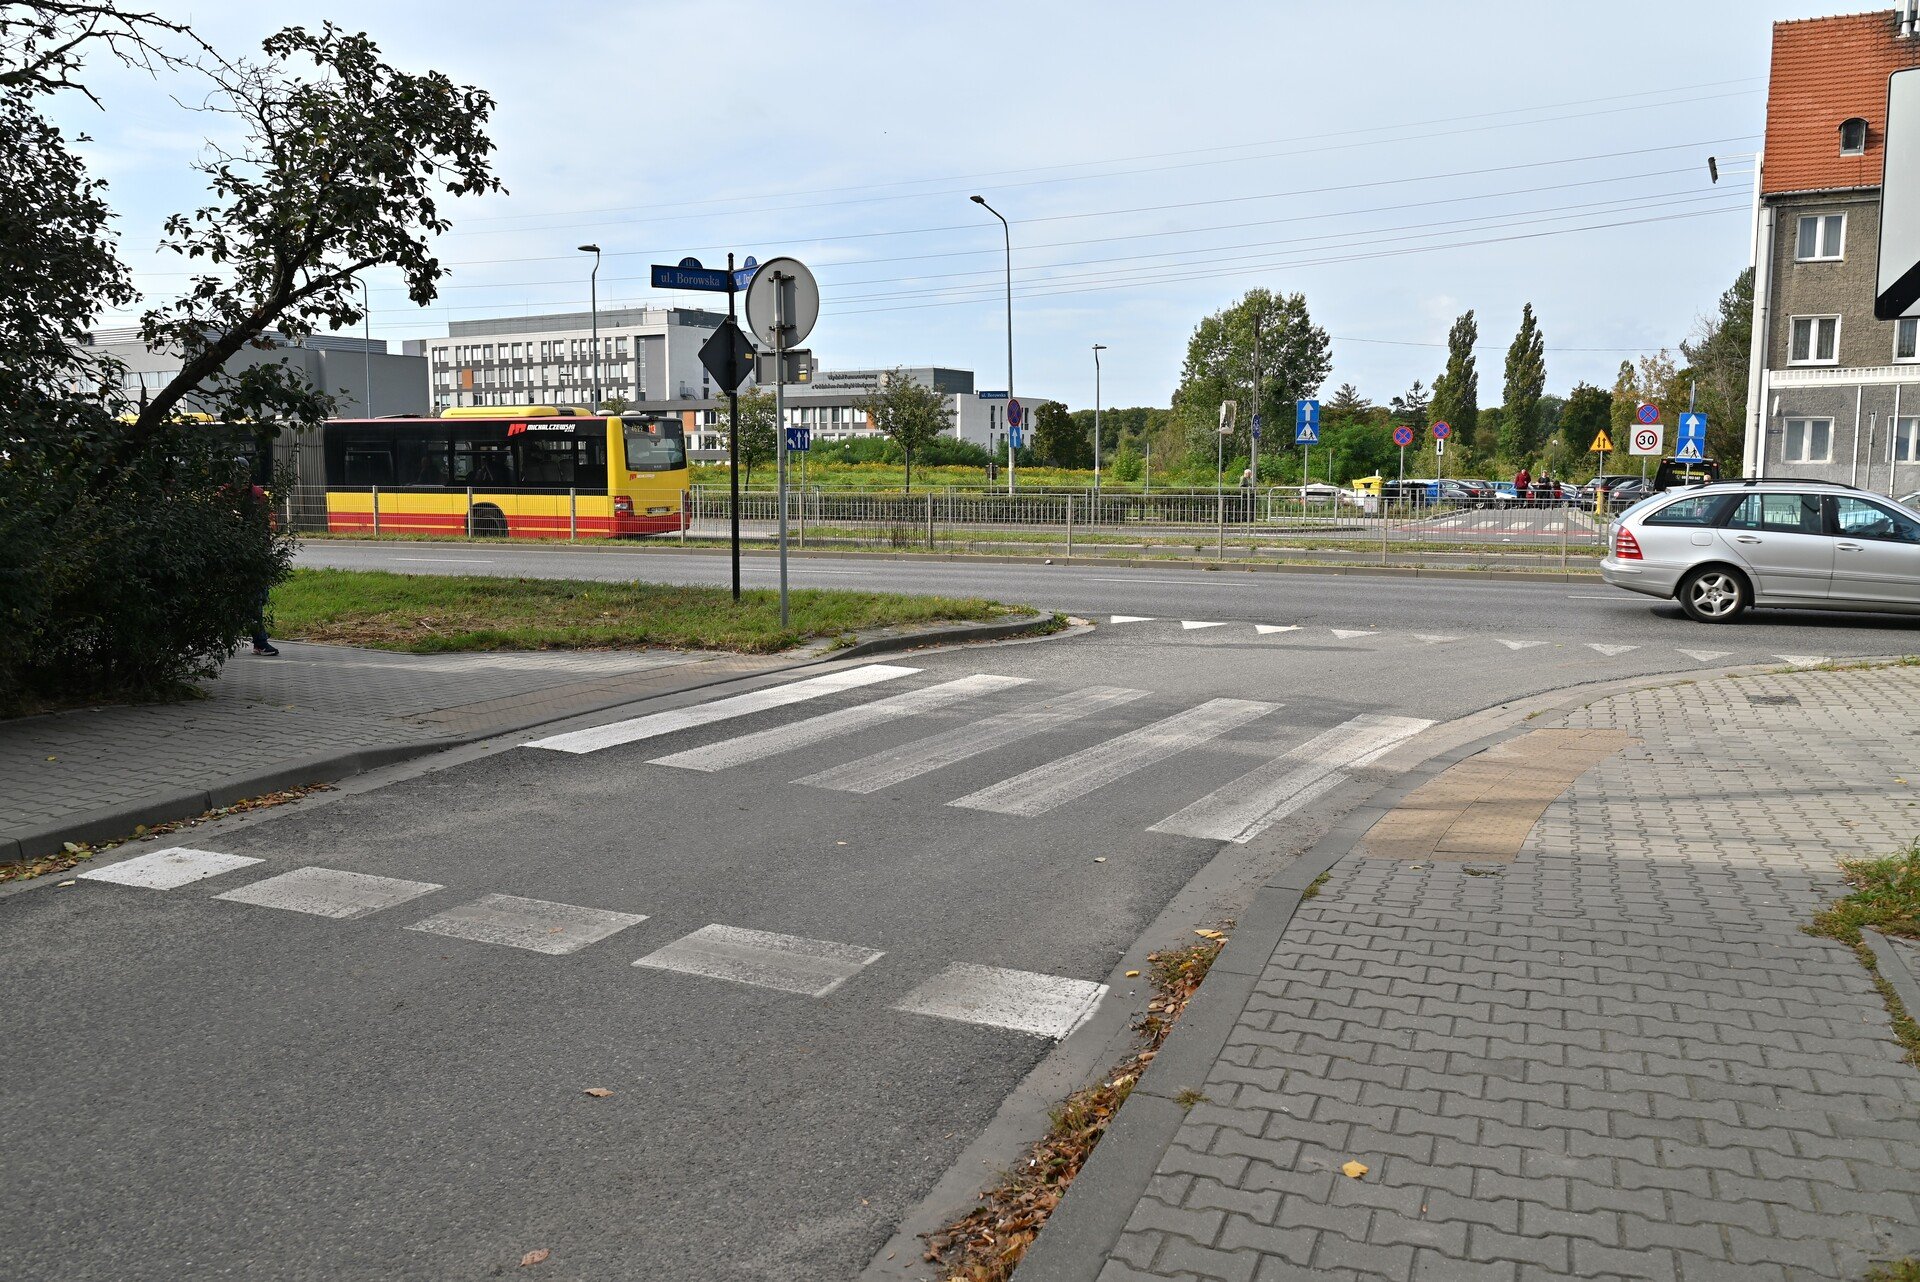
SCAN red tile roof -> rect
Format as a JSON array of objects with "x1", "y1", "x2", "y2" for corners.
[{"x1": 1764, "y1": 10, "x2": 1920, "y2": 194}]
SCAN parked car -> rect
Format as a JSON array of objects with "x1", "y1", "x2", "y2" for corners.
[
  {"x1": 1450, "y1": 479, "x2": 1506, "y2": 508},
  {"x1": 1600, "y1": 477, "x2": 1655, "y2": 509},
  {"x1": 1380, "y1": 479, "x2": 1433, "y2": 507},
  {"x1": 1300, "y1": 481, "x2": 1364, "y2": 509},
  {"x1": 1601, "y1": 479, "x2": 1920, "y2": 622}
]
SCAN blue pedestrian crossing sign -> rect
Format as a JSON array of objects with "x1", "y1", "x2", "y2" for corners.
[
  {"x1": 1295, "y1": 399, "x2": 1320, "y2": 444},
  {"x1": 785, "y1": 426, "x2": 811, "y2": 452},
  {"x1": 1251, "y1": 411, "x2": 1262, "y2": 442},
  {"x1": 1677, "y1": 411, "x2": 1708, "y2": 461}
]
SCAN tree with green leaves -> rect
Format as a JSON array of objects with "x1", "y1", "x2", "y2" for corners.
[
  {"x1": 735, "y1": 389, "x2": 778, "y2": 486},
  {"x1": 1109, "y1": 444, "x2": 1143, "y2": 483},
  {"x1": 1429, "y1": 309, "x2": 1479, "y2": 447},
  {"x1": 1501, "y1": 303, "x2": 1546, "y2": 459},
  {"x1": 1611, "y1": 350, "x2": 1682, "y2": 441},
  {"x1": 1680, "y1": 267, "x2": 1754, "y2": 464},
  {"x1": 1390, "y1": 380, "x2": 1431, "y2": 432},
  {"x1": 1561, "y1": 383, "x2": 1612, "y2": 455},
  {"x1": 1325, "y1": 382, "x2": 1371, "y2": 423},
  {"x1": 1029, "y1": 400, "x2": 1089, "y2": 469},
  {"x1": 859, "y1": 368, "x2": 954, "y2": 492},
  {"x1": 1169, "y1": 288, "x2": 1331, "y2": 465}
]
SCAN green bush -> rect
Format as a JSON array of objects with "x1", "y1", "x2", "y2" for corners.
[{"x1": 0, "y1": 408, "x2": 295, "y2": 712}]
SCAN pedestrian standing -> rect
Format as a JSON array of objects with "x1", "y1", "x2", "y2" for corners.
[
  {"x1": 234, "y1": 457, "x2": 278, "y2": 656},
  {"x1": 1514, "y1": 465, "x2": 1532, "y2": 504},
  {"x1": 1239, "y1": 466, "x2": 1255, "y2": 522}
]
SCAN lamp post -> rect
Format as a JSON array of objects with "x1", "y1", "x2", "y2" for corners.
[
  {"x1": 970, "y1": 195, "x2": 1014, "y2": 495},
  {"x1": 361, "y1": 278, "x2": 374, "y2": 418},
  {"x1": 578, "y1": 243, "x2": 602, "y2": 408},
  {"x1": 1092, "y1": 343, "x2": 1106, "y2": 502}
]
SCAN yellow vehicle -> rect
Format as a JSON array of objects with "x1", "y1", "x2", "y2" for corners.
[
  {"x1": 321, "y1": 405, "x2": 688, "y2": 537},
  {"x1": 1351, "y1": 475, "x2": 1385, "y2": 496}
]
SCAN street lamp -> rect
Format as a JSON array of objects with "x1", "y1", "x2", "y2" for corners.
[
  {"x1": 578, "y1": 243, "x2": 602, "y2": 408},
  {"x1": 1092, "y1": 344, "x2": 1106, "y2": 502},
  {"x1": 970, "y1": 195, "x2": 1014, "y2": 495}
]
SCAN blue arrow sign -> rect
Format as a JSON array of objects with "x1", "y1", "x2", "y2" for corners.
[
  {"x1": 1295, "y1": 400, "x2": 1321, "y2": 445},
  {"x1": 1009, "y1": 424, "x2": 1023, "y2": 449},
  {"x1": 651, "y1": 263, "x2": 730, "y2": 291},
  {"x1": 784, "y1": 426, "x2": 811, "y2": 453},
  {"x1": 1678, "y1": 411, "x2": 1708, "y2": 452}
]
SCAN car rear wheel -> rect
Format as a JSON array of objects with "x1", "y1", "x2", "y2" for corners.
[{"x1": 1677, "y1": 566, "x2": 1749, "y2": 623}]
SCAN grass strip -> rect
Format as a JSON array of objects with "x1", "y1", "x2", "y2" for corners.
[
  {"x1": 270, "y1": 568, "x2": 1018, "y2": 655},
  {"x1": 1805, "y1": 840, "x2": 1920, "y2": 1068},
  {"x1": 921, "y1": 930, "x2": 1228, "y2": 1282},
  {"x1": 1, "y1": 784, "x2": 331, "y2": 885}
]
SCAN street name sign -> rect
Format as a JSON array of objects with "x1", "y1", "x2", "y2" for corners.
[
  {"x1": 698, "y1": 319, "x2": 756, "y2": 393},
  {"x1": 1629, "y1": 425, "x2": 1662, "y2": 456},
  {"x1": 652, "y1": 261, "x2": 731, "y2": 291},
  {"x1": 732, "y1": 255, "x2": 759, "y2": 290},
  {"x1": 1877, "y1": 67, "x2": 1920, "y2": 320}
]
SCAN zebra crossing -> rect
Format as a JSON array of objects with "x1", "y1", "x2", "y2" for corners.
[
  {"x1": 75, "y1": 847, "x2": 1104, "y2": 1039},
  {"x1": 527, "y1": 664, "x2": 1437, "y2": 842}
]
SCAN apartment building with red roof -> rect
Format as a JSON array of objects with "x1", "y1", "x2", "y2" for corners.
[{"x1": 1746, "y1": 5, "x2": 1920, "y2": 485}]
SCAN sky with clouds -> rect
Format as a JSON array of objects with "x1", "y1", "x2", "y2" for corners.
[{"x1": 54, "y1": 0, "x2": 1831, "y2": 410}]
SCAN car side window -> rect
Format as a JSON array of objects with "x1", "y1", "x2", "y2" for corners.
[
  {"x1": 1725, "y1": 493, "x2": 1821, "y2": 535},
  {"x1": 1643, "y1": 494, "x2": 1732, "y2": 527},
  {"x1": 1834, "y1": 495, "x2": 1920, "y2": 543}
]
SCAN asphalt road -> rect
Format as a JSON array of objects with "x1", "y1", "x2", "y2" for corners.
[{"x1": 8, "y1": 545, "x2": 1918, "y2": 1279}]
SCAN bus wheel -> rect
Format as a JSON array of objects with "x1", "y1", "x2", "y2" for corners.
[{"x1": 467, "y1": 503, "x2": 508, "y2": 537}]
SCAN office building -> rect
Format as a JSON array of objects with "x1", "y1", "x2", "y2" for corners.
[
  {"x1": 424, "y1": 306, "x2": 726, "y2": 412},
  {"x1": 84, "y1": 327, "x2": 425, "y2": 419}
]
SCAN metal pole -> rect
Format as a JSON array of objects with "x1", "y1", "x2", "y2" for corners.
[
  {"x1": 1144, "y1": 440, "x2": 1150, "y2": 496},
  {"x1": 681, "y1": 487, "x2": 688, "y2": 546},
  {"x1": 579, "y1": 244, "x2": 602, "y2": 408},
  {"x1": 971, "y1": 196, "x2": 1014, "y2": 496},
  {"x1": 1093, "y1": 344, "x2": 1105, "y2": 503},
  {"x1": 775, "y1": 268, "x2": 791, "y2": 628},
  {"x1": 371, "y1": 485, "x2": 379, "y2": 536},
  {"x1": 926, "y1": 490, "x2": 934, "y2": 550},
  {"x1": 1066, "y1": 491, "x2": 1073, "y2": 559},
  {"x1": 726, "y1": 254, "x2": 741, "y2": 601},
  {"x1": 569, "y1": 487, "x2": 577, "y2": 541},
  {"x1": 1250, "y1": 314, "x2": 1261, "y2": 488},
  {"x1": 361, "y1": 279, "x2": 374, "y2": 418}
]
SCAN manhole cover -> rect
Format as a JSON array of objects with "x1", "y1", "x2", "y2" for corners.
[{"x1": 1747, "y1": 694, "x2": 1800, "y2": 706}]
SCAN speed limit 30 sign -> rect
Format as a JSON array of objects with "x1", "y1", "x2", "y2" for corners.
[{"x1": 1629, "y1": 425, "x2": 1663, "y2": 456}]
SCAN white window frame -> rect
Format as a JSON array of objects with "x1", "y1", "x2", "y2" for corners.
[
  {"x1": 1788, "y1": 315, "x2": 1841, "y2": 366},
  {"x1": 1795, "y1": 213, "x2": 1846, "y2": 261},
  {"x1": 1895, "y1": 416, "x2": 1920, "y2": 464},
  {"x1": 1782, "y1": 417, "x2": 1834, "y2": 464},
  {"x1": 1896, "y1": 316, "x2": 1919, "y2": 364}
]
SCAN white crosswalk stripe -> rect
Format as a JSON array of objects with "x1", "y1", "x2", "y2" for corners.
[
  {"x1": 1330, "y1": 629, "x2": 1376, "y2": 639},
  {"x1": 214, "y1": 867, "x2": 442, "y2": 920},
  {"x1": 795, "y1": 685, "x2": 1148, "y2": 794},
  {"x1": 407, "y1": 894, "x2": 648, "y2": 955},
  {"x1": 649, "y1": 674, "x2": 1027, "y2": 772},
  {"x1": 1149, "y1": 714, "x2": 1434, "y2": 843},
  {"x1": 523, "y1": 664, "x2": 918, "y2": 754},
  {"x1": 632, "y1": 924, "x2": 883, "y2": 997},
  {"x1": 79, "y1": 847, "x2": 261, "y2": 890},
  {"x1": 949, "y1": 698, "x2": 1277, "y2": 817},
  {"x1": 892, "y1": 963, "x2": 1106, "y2": 1039}
]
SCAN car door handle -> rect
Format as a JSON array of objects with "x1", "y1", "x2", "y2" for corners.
[
  {"x1": 1836, "y1": 542, "x2": 1863, "y2": 551},
  {"x1": 1733, "y1": 535, "x2": 1762, "y2": 544}
]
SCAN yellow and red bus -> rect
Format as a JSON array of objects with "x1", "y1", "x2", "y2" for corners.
[{"x1": 319, "y1": 406, "x2": 688, "y2": 538}]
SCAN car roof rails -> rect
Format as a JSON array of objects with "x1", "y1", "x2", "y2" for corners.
[{"x1": 1732, "y1": 477, "x2": 1860, "y2": 489}]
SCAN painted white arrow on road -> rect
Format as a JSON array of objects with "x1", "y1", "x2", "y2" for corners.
[
  {"x1": 1109, "y1": 615, "x2": 1155, "y2": 624},
  {"x1": 1677, "y1": 649, "x2": 1731, "y2": 662},
  {"x1": 1330, "y1": 629, "x2": 1377, "y2": 639},
  {"x1": 1496, "y1": 639, "x2": 1547, "y2": 650},
  {"x1": 1181, "y1": 621, "x2": 1229, "y2": 630},
  {"x1": 1254, "y1": 624, "x2": 1301, "y2": 634},
  {"x1": 1414, "y1": 635, "x2": 1460, "y2": 644},
  {"x1": 1775, "y1": 654, "x2": 1830, "y2": 668},
  {"x1": 1586, "y1": 644, "x2": 1638, "y2": 656}
]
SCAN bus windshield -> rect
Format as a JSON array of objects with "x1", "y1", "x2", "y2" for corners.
[{"x1": 623, "y1": 421, "x2": 686, "y2": 472}]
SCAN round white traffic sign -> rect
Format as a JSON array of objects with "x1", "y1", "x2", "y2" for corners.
[
  {"x1": 1630, "y1": 426, "x2": 1662, "y2": 456},
  {"x1": 743, "y1": 256, "x2": 819, "y2": 350}
]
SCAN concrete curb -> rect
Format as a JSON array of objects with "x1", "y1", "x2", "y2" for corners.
[
  {"x1": 1, "y1": 610, "x2": 1063, "y2": 868},
  {"x1": 1862, "y1": 929, "x2": 1920, "y2": 1031},
  {"x1": 305, "y1": 536, "x2": 1599, "y2": 582},
  {"x1": 1007, "y1": 655, "x2": 1874, "y2": 1282}
]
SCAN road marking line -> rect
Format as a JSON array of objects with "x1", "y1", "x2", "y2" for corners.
[
  {"x1": 797, "y1": 685, "x2": 1148, "y2": 794},
  {"x1": 1150, "y1": 714, "x2": 1434, "y2": 843},
  {"x1": 632, "y1": 924, "x2": 883, "y2": 997},
  {"x1": 1254, "y1": 624, "x2": 1301, "y2": 635},
  {"x1": 1587, "y1": 643, "x2": 1638, "y2": 656},
  {"x1": 78, "y1": 847, "x2": 262, "y2": 890},
  {"x1": 393, "y1": 557, "x2": 497, "y2": 563},
  {"x1": 1495, "y1": 639, "x2": 1547, "y2": 650},
  {"x1": 1775, "y1": 654, "x2": 1831, "y2": 668},
  {"x1": 1677, "y1": 649, "x2": 1732, "y2": 662},
  {"x1": 213, "y1": 867, "x2": 442, "y2": 920},
  {"x1": 949, "y1": 698, "x2": 1277, "y2": 817},
  {"x1": 1329, "y1": 629, "x2": 1377, "y2": 639},
  {"x1": 650, "y1": 674, "x2": 1027, "y2": 772},
  {"x1": 892, "y1": 963, "x2": 1107, "y2": 1039},
  {"x1": 406, "y1": 893, "x2": 647, "y2": 955},
  {"x1": 1414, "y1": 634, "x2": 1461, "y2": 644},
  {"x1": 1180, "y1": 620, "x2": 1228, "y2": 630},
  {"x1": 524, "y1": 664, "x2": 919, "y2": 754},
  {"x1": 1566, "y1": 594, "x2": 1626, "y2": 600},
  {"x1": 1109, "y1": 615, "x2": 1155, "y2": 623}
]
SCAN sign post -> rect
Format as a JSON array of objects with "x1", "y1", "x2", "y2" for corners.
[
  {"x1": 1006, "y1": 398, "x2": 1023, "y2": 495},
  {"x1": 1431, "y1": 419, "x2": 1452, "y2": 486},
  {"x1": 1590, "y1": 427, "x2": 1615, "y2": 514},
  {"x1": 680, "y1": 255, "x2": 758, "y2": 601},
  {"x1": 1295, "y1": 400, "x2": 1320, "y2": 519},
  {"x1": 745, "y1": 257, "x2": 821, "y2": 629}
]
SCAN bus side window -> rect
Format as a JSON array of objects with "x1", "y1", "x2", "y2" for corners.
[
  {"x1": 578, "y1": 436, "x2": 608, "y2": 493},
  {"x1": 396, "y1": 436, "x2": 450, "y2": 488},
  {"x1": 516, "y1": 438, "x2": 577, "y2": 488},
  {"x1": 344, "y1": 435, "x2": 395, "y2": 486},
  {"x1": 452, "y1": 433, "x2": 515, "y2": 487}
]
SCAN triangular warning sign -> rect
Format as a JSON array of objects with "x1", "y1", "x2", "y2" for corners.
[
  {"x1": 1590, "y1": 428, "x2": 1614, "y2": 453},
  {"x1": 1296, "y1": 424, "x2": 1319, "y2": 444},
  {"x1": 1675, "y1": 441, "x2": 1702, "y2": 460}
]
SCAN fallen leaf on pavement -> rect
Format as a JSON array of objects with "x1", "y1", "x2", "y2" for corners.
[
  {"x1": 520, "y1": 1248, "x2": 550, "y2": 1266},
  {"x1": 57, "y1": 880, "x2": 76, "y2": 887},
  {"x1": 1125, "y1": 970, "x2": 1140, "y2": 978},
  {"x1": 582, "y1": 1088, "x2": 613, "y2": 1098},
  {"x1": 1342, "y1": 1160, "x2": 1369, "y2": 1179},
  {"x1": 1194, "y1": 929, "x2": 1225, "y2": 940}
]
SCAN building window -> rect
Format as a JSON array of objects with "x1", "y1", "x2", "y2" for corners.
[
  {"x1": 1897, "y1": 317, "x2": 1918, "y2": 363},
  {"x1": 1897, "y1": 416, "x2": 1920, "y2": 464},
  {"x1": 1795, "y1": 213, "x2": 1845, "y2": 260},
  {"x1": 1782, "y1": 417, "x2": 1833, "y2": 464},
  {"x1": 1840, "y1": 117, "x2": 1868, "y2": 156},
  {"x1": 1788, "y1": 315, "x2": 1840, "y2": 365}
]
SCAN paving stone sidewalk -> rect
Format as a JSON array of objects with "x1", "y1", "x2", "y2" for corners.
[
  {"x1": 1, "y1": 641, "x2": 775, "y2": 858},
  {"x1": 1095, "y1": 665, "x2": 1920, "y2": 1281}
]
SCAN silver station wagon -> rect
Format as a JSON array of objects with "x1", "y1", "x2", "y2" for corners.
[{"x1": 1600, "y1": 480, "x2": 1920, "y2": 622}]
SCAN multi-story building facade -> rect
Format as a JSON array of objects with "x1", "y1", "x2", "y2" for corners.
[
  {"x1": 424, "y1": 306, "x2": 727, "y2": 413},
  {"x1": 1746, "y1": 7, "x2": 1920, "y2": 491},
  {"x1": 83, "y1": 327, "x2": 426, "y2": 418}
]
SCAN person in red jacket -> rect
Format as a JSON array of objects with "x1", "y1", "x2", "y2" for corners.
[{"x1": 1514, "y1": 465, "x2": 1532, "y2": 502}]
